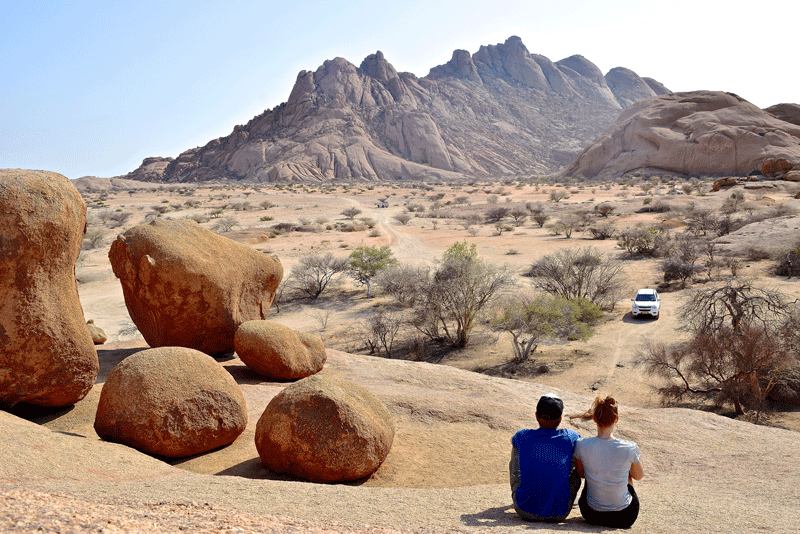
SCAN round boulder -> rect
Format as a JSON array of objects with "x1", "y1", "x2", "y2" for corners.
[
  {"x1": 255, "y1": 374, "x2": 394, "y2": 482},
  {"x1": 234, "y1": 321, "x2": 326, "y2": 380},
  {"x1": 94, "y1": 346, "x2": 247, "y2": 457},
  {"x1": 0, "y1": 169, "x2": 98, "y2": 407},
  {"x1": 108, "y1": 219, "x2": 283, "y2": 355}
]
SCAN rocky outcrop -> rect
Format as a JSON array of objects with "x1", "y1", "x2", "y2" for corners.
[
  {"x1": 605, "y1": 67, "x2": 658, "y2": 108},
  {"x1": 108, "y1": 219, "x2": 283, "y2": 355},
  {"x1": 123, "y1": 36, "x2": 668, "y2": 183},
  {"x1": 564, "y1": 91, "x2": 800, "y2": 179},
  {"x1": 255, "y1": 374, "x2": 394, "y2": 482},
  {"x1": 0, "y1": 169, "x2": 98, "y2": 408},
  {"x1": 765, "y1": 103, "x2": 800, "y2": 126},
  {"x1": 94, "y1": 346, "x2": 247, "y2": 457},
  {"x1": 234, "y1": 321, "x2": 326, "y2": 380}
]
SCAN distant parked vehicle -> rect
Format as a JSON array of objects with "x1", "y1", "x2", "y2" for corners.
[
  {"x1": 377, "y1": 202, "x2": 389, "y2": 208},
  {"x1": 631, "y1": 288, "x2": 660, "y2": 319}
]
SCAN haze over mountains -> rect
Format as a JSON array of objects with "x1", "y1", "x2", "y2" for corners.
[{"x1": 124, "y1": 36, "x2": 669, "y2": 183}]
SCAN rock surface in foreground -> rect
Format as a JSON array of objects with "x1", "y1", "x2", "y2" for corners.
[
  {"x1": 108, "y1": 219, "x2": 283, "y2": 354},
  {"x1": 0, "y1": 169, "x2": 98, "y2": 407},
  {"x1": 255, "y1": 374, "x2": 394, "y2": 482},
  {"x1": 235, "y1": 320, "x2": 326, "y2": 380},
  {"x1": 94, "y1": 346, "x2": 247, "y2": 457}
]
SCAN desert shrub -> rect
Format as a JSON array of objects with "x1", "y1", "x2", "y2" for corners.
[
  {"x1": 617, "y1": 226, "x2": 666, "y2": 256},
  {"x1": 82, "y1": 229, "x2": 104, "y2": 250},
  {"x1": 362, "y1": 308, "x2": 403, "y2": 357},
  {"x1": 212, "y1": 216, "x2": 239, "y2": 233},
  {"x1": 341, "y1": 207, "x2": 362, "y2": 220},
  {"x1": 484, "y1": 206, "x2": 510, "y2": 223},
  {"x1": 524, "y1": 247, "x2": 624, "y2": 310},
  {"x1": 587, "y1": 223, "x2": 616, "y2": 240},
  {"x1": 638, "y1": 282, "x2": 798, "y2": 418},
  {"x1": 744, "y1": 245, "x2": 772, "y2": 261},
  {"x1": 270, "y1": 222, "x2": 296, "y2": 234},
  {"x1": 406, "y1": 242, "x2": 514, "y2": 347},
  {"x1": 348, "y1": 245, "x2": 397, "y2": 298},
  {"x1": 186, "y1": 213, "x2": 211, "y2": 224},
  {"x1": 637, "y1": 200, "x2": 671, "y2": 213},
  {"x1": 774, "y1": 241, "x2": 800, "y2": 278},
  {"x1": 289, "y1": 253, "x2": 348, "y2": 299},
  {"x1": 532, "y1": 213, "x2": 550, "y2": 228},
  {"x1": 374, "y1": 263, "x2": 430, "y2": 305},
  {"x1": 491, "y1": 295, "x2": 601, "y2": 362},
  {"x1": 594, "y1": 202, "x2": 615, "y2": 217},
  {"x1": 393, "y1": 213, "x2": 412, "y2": 225}
]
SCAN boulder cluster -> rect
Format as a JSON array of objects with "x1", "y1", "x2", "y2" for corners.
[
  {"x1": 1, "y1": 179, "x2": 392, "y2": 482},
  {"x1": 108, "y1": 219, "x2": 283, "y2": 355}
]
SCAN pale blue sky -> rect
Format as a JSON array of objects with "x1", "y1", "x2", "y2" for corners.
[{"x1": 2, "y1": 1, "x2": 796, "y2": 179}]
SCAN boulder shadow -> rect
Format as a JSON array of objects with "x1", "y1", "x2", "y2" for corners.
[
  {"x1": 215, "y1": 457, "x2": 374, "y2": 486},
  {"x1": 222, "y1": 364, "x2": 296, "y2": 385},
  {"x1": 96, "y1": 346, "x2": 146, "y2": 381},
  {"x1": 461, "y1": 505, "x2": 593, "y2": 531},
  {"x1": 5, "y1": 402, "x2": 75, "y2": 424}
]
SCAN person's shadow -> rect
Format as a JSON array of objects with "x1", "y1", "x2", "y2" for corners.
[{"x1": 460, "y1": 505, "x2": 603, "y2": 531}]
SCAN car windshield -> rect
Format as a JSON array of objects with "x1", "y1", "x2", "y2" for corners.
[{"x1": 636, "y1": 294, "x2": 655, "y2": 301}]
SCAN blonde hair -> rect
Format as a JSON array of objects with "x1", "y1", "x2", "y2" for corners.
[{"x1": 574, "y1": 395, "x2": 619, "y2": 427}]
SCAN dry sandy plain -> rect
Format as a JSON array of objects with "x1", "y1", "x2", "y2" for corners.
[{"x1": 3, "y1": 176, "x2": 800, "y2": 533}]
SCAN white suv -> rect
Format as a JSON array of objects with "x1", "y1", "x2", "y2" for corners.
[{"x1": 631, "y1": 288, "x2": 660, "y2": 319}]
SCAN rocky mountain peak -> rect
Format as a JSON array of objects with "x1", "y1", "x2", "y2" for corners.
[{"x1": 123, "y1": 36, "x2": 671, "y2": 183}]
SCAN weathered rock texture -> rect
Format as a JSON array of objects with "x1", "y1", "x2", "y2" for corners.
[
  {"x1": 255, "y1": 374, "x2": 394, "y2": 482},
  {"x1": 0, "y1": 169, "x2": 98, "y2": 407},
  {"x1": 564, "y1": 91, "x2": 800, "y2": 179},
  {"x1": 234, "y1": 321, "x2": 326, "y2": 380},
  {"x1": 108, "y1": 219, "x2": 283, "y2": 354},
  {"x1": 765, "y1": 103, "x2": 800, "y2": 126},
  {"x1": 94, "y1": 346, "x2": 247, "y2": 457},
  {"x1": 122, "y1": 36, "x2": 668, "y2": 183}
]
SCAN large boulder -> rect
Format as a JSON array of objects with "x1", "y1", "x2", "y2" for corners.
[
  {"x1": 255, "y1": 374, "x2": 394, "y2": 482},
  {"x1": 564, "y1": 91, "x2": 800, "y2": 179},
  {"x1": 108, "y1": 219, "x2": 283, "y2": 355},
  {"x1": 94, "y1": 346, "x2": 247, "y2": 457},
  {"x1": 234, "y1": 321, "x2": 326, "y2": 380},
  {"x1": 0, "y1": 169, "x2": 98, "y2": 408}
]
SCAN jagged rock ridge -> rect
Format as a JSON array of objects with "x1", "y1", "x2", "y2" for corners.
[{"x1": 125, "y1": 36, "x2": 668, "y2": 183}]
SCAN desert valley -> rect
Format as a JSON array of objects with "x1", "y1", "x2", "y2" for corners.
[{"x1": 3, "y1": 35, "x2": 800, "y2": 533}]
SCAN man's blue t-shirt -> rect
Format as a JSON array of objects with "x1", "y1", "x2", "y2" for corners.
[{"x1": 511, "y1": 427, "x2": 580, "y2": 518}]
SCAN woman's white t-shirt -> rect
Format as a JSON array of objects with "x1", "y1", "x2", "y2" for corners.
[{"x1": 574, "y1": 436, "x2": 641, "y2": 512}]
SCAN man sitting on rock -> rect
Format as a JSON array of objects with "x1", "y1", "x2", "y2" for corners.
[{"x1": 509, "y1": 393, "x2": 581, "y2": 522}]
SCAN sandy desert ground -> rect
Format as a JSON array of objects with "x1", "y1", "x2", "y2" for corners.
[
  {"x1": 3, "y1": 175, "x2": 800, "y2": 533},
  {"x1": 74, "y1": 176, "x2": 800, "y2": 424}
]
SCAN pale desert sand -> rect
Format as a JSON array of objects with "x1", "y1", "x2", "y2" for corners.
[{"x1": 3, "y1": 178, "x2": 800, "y2": 532}]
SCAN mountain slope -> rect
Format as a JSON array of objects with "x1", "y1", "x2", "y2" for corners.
[{"x1": 125, "y1": 36, "x2": 667, "y2": 183}]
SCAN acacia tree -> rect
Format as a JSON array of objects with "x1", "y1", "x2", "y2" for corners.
[
  {"x1": 492, "y1": 295, "x2": 601, "y2": 362},
  {"x1": 638, "y1": 281, "x2": 798, "y2": 417},
  {"x1": 410, "y1": 241, "x2": 514, "y2": 347},
  {"x1": 289, "y1": 253, "x2": 349, "y2": 299},
  {"x1": 341, "y1": 206, "x2": 362, "y2": 220},
  {"x1": 348, "y1": 245, "x2": 396, "y2": 298},
  {"x1": 525, "y1": 247, "x2": 624, "y2": 310}
]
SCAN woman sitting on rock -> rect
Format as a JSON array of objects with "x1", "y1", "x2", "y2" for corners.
[{"x1": 572, "y1": 395, "x2": 644, "y2": 529}]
